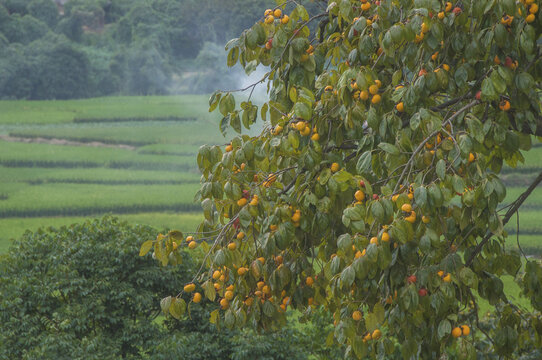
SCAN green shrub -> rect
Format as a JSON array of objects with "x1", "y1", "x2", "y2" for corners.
[{"x1": 0, "y1": 216, "x2": 191, "y2": 359}]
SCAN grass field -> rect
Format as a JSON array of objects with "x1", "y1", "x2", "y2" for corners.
[
  {"x1": 0, "y1": 95, "x2": 224, "y2": 250},
  {"x1": 0, "y1": 95, "x2": 212, "y2": 125},
  {"x1": 0, "y1": 95, "x2": 540, "y2": 254}
]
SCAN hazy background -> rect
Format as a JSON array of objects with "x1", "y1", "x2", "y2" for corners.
[{"x1": 0, "y1": 0, "x2": 324, "y2": 100}]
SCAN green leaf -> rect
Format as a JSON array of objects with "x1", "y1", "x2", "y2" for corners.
[
  {"x1": 293, "y1": 102, "x2": 312, "y2": 120},
  {"x1": 414, "y1": 187, "x2": 428, "y2": 208},
  {"x1": 436, "y1": 159, "x2": 446, "y2": 180},
  {"x1": 210, "y1": 309, "x2": 219, "y2": 324},
  {"x1": 516, "y1": 72, "x2": 534, "y2": 94},
  {"x1": 356, "y1": 151, "x2": 372, "y2": 176},
  {"x1": 139, "y1": 240, "x2": 153, "y2": 256},
  {"x1": 481, "y1": 78, "x2": 497, "y2": 101},
  {"x1": 340, "y1": 266, "x2": 355, "y2": 287},
  {"x1": 438, "y1": 320, "x2": 451, "y2": 339},
  {"x1": 169, "y1": 298, "x2": 186, "y2": 319},
  {"x1": 378, "y1": 143, "x2": 400, "y2": 155},
  {"x1": 219, "y1": 93, "x2": 235, "y2": 116},
  {"x1": 160, "y1": 296, "x2": 172, "y2": 314}
]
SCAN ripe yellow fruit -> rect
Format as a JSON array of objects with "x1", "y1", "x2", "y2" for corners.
[
  {"x1": 237, "y1": 232, "x2": 245, "y2": 240},
  {"x1": 237, "y1": 198, "x2": 247, "y2": 207},
  {"x1": 300, "y1": 125, "x2": 311, "y2": 136},
  {"x1": 437, "y1": 270, "x2": 445, "y2": 277},
  {"x1": 212, "y1": 270, "x2": 221, "y2": 280},
  {"x1": 452, "y1": 327, "x2": 462, "y2": 338},
  {"x1": 359, "y1": 90, "x2": 369, "y2": 100},
  {"x1": 445, "y1": 2, "x2": 452, "y2": 12},
  {"x1": 224, "y1": 290, "x2": 234, "y2": 300},
  {"x1": 370, "y1": 236, "x2": 378, "y2": 245},
  {"x1": 291, "y1": 212, "x2": 301, "y2": 223},
  {"x1": 331, "y1": 162, "x2": 340, "y2": 172},
  {"x1": 237, "y1": 267, "x2": 247, "y2": 276},
  {"x1": 220, "y1": 298, "x2": 229, "y2": 309},
  {"x1": 421, "y1": 22, "x2": 429, "y2": 33},
  {"x1": 188, "y1": 241, "x2": 197, "y2": 249},
  {"x1": 352, "y1": 310, "x2": 363, "y2": 321},
  {"x1": 369, "y1": 84, "x2": 379, "y2": 95},
  {"x1": 405, "y1": 211, "x2": 416, "y2": 223},
  {"x1": 396, "y1": 102, "x2": 404, "y2": 112},
  {"x1": 193, "y1": 292, "x2": 202, "y2": 303},
  {"x1": 262, "y1": 285, "x2": 271, "y2": 294},
  {"x1": 257, "y1": 257, "x2": 265, "y2": 264},
  {"x1": 355, "y1": 190, "x2": 365, "y2": 202},
  {"x1": 273, "y1": 125, "x2": 283, "y2": 135},
  {"x1": 401, "y1": 203, "x2": 412, "y2": 212},
  {"x1": 227, "y1": 242, "x2": 237, "y2": 251},
  {"x1": 422, "y1": 216, "x2": 430, "y2": 224},
  {"x1": 526, "y1": 13, "x2": 535, "y2": 23},
  {"x1": 355, "y1": 250, "x2": 363, "y2": 258},
  {"x1": 311, "y1": 133, "x2": 320, "y2": 141},
  {"x1": 361, "y1": 2, "x2": 371, "y2": 11},
  {"x1": 186, "y1": 235, "x2": 194, "y2": 242},
  {"x1": 431, "y1": 52, "x2": 439, "y2": 61},
  {"x1": 295, "y1": 121, "x2": 306, "y2": 131},
  {"x1": 281, "y1": 15, "x2": 289, "y2": 24},
  {"x1": 264, "y1": 9, "x2": 273, "y2": 16},
  {"x1": 461, "y1": 325, "x2": 471, "y2": 336},
  {"x1": 265, "y1": 15, "x2": 274, "y2": 24},
  {"x1": 372, "y1": 329, "x2": 382, "y2": 340},
  {"x1": 530, "y1": 3, "x2": 539, "y2": 13},
  {"x1": 468, "y1": 153, "x2": 475, "y2": 163},
  {"x1": 184, "y1": 283, "x2": 196, "y2": 293},
  {"x1": 443, "y1": 273, "x2": 452, "y2": 282},
  {"x1": 244, "y1": 297, "x2": 254, "y2": 306},
  {"x1": 374, "y1": 79, "x2": 382, "y2": 88},
  {"x1": 392, "y1": 194, "x2": 399, "y2": 202},
  {"x1": 381, "y1": 232, "x2": 390, "y2": 242},
  {"x1": 257, "y1": 281, "x2": 265, "y2": 290},
  {"x1": 225, "y1": 144, "x2": 233, "y2": 152},
  {"x1": 499, "y1": 99, "x2": 511, "y2": 111},
  {"x1": 273, "y1": 9, "x2": 282, "y2": 18},
  {"x1": 306, "y1": 276, "x2": 314, "y2": 286},
  {"x1": 371, "y1": 94, "x2": 382, "y2": 104},
  {"x1": 438, "y1": 11, "x2": 445, "y2": 19}
]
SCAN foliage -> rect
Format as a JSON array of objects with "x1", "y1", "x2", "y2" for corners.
[
  {"x1": 0, "y1": 0, "x2": 287, "y2": 99},
  {"x1": 149, "y1": 0, "x2": 542, "y2": 359},
  {"x1": 0, "y1": 216, "x2": 191, "y2": 359}
]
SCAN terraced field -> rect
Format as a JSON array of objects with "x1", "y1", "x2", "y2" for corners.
[
  {"x1": 0, "y1": 95, "x2": 540, "y2": 259},
  {"x1": 0, "y1": 95, "x2": 225, "y2": 250}
]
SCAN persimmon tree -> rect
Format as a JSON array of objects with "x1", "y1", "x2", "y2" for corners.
[{"x1": 143, "y1": 0, "x2": 542, "y2": 358}]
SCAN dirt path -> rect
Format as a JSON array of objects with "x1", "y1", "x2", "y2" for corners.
[{"x1": 0, "y1": 134, "x2": 137, "y2": 150}]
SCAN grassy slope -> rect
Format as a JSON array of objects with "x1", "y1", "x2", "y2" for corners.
[
  {"x1": 0, "y1": 95, "x2": 213, "y2": 125},
  {"x1": 0, "y1": 95, "x2": 226, "y2": 251},
  {"x1": 0, "y1": 166, "x2": 200, "y2": 184},
  {"x1": 0, "y1": 182, "x2": 201, "y2": 216}
]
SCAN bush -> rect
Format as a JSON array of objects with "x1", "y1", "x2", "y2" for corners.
[{"x1": 0, "y1": 216, "x2": 192, "y2": 359}]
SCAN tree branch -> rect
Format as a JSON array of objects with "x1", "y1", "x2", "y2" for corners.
[{"x1": 465, "y1": 171, "x2": 542, "y2": 267}]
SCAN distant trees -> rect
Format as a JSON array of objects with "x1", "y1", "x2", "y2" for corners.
[{"x1": 0, "y1": 0, "x2": 302, "y2": 99}]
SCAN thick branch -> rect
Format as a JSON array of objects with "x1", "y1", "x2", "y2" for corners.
[{"x1": 465, "y1": 171, "x2": 542, "y2": 267}]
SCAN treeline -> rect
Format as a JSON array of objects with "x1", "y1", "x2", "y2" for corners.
[{"x1": 0, "y1": 0, "x2": 296, "y2": 99}]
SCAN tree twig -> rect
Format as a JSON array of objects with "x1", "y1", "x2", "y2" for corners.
[{"x1": 465, "y1": 171, "x2": 542, "y2": 267}]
